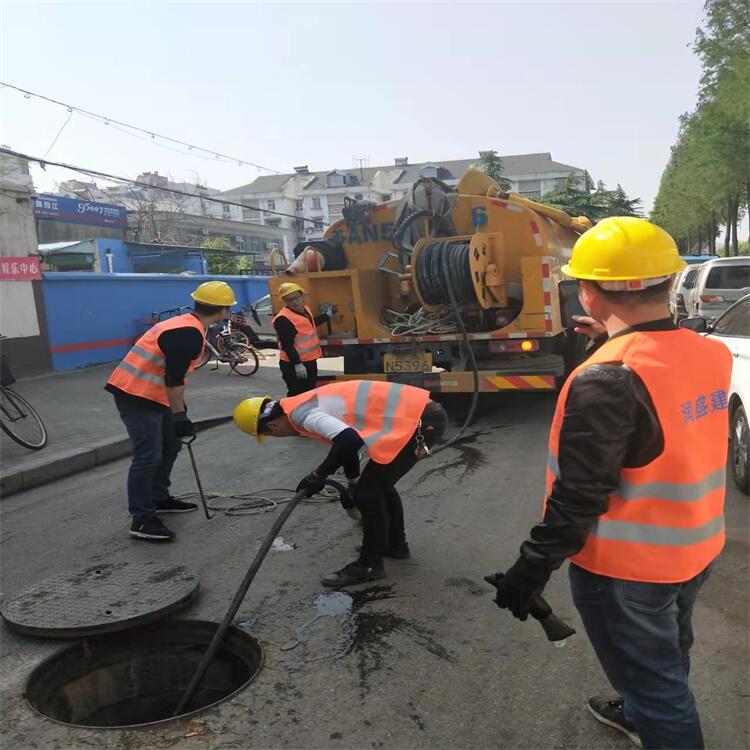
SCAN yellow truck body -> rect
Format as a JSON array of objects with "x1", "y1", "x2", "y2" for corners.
[{"x1": 268, "y1": 169, "x2": 590, "y2": 393}]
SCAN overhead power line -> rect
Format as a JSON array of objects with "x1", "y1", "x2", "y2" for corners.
[
  {"x1": 0, "y1": 146, "x2": 317, "y2": 225},
  {"x1": 0, "y1": 81, "x2": 285, "y2": 175}
]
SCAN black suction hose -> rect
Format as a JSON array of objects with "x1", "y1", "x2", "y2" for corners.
[
  {"x1": 172, "y1": 479, "x2": 346, "y2": 717},
  {"x1": 431, "y1": 259, "x2": 480, "y2": 454},
  {"x1": 411, "y1": 240, "x2": 481, "y2": 454}
]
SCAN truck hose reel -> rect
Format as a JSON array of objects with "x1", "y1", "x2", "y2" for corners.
[{"x1": 414, "y1": 240, "x2": 476, "y2": 306}]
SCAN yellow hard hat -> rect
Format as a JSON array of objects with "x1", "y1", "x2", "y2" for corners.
[
  {"x1": 563, "y1": 217, "x2": 685, "y2": 282},
  {"x1": 278, "y1": 282, "x2": 305, "y2": 298},
  {"x1": 191, "y1": 281, "x2": 237, "y2": 306},
  {"x1": 233, "y1": 396, "x2": 271, "y2": 442}
]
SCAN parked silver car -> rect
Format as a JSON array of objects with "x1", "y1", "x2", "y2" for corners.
[
  {"x1": 245, "y1": 294, "x2": 276, "y2": 342},
  {"x1": 687, "y1": 257, "x2": 750, "y2": 323},
  {"x1": 669, "y1": 264, "x2": 703, "y2": 322}
]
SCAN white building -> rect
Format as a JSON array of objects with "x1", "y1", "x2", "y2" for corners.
[
  {"x1": 218, "y1": 152, "x2": 592, "y2": 249},
  {"x1": 59, "y1": 172, "x2": 286, "y2": 258}
]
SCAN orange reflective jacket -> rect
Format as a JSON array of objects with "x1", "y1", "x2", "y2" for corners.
[
  {"x1": 107, "y1": 314, "x2": 205, "y2": 406},
  {"x1": 547, "y1": 328, "x2": 732, "y2": 583},
  {"x1": 273, "y1": 306, "x2": 322, "y2": 362},
  {"x1": 281, "y1": 380, "x2": 431, "y2": 464}
]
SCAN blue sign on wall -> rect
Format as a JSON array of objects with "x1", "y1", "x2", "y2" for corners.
[{"x1": 33, "y1": 193, "x2": 128, "y2": 228}]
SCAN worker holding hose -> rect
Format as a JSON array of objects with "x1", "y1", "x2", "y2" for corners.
[
  {"x1": 272, "y1": 282, "x2": 333, "y2": 397},
  {"x1": 487, "y1": 218, "x2": 731, "y2": 750},
  {"x1": 233, "y1": 380, "x2": 447, "y2": 587}
]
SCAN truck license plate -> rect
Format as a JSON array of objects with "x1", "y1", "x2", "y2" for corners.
[{"x1": 383, "y1": 352, "x2": 432, "y2": 373}]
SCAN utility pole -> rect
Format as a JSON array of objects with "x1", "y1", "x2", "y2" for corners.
[{"x1": 353, "y1": 155, "x2": 368, "y2": 182}]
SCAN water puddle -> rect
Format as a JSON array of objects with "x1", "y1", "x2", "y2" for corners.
[{"x1": 278, "y1": 586, "x2": 454, "y2": 693}]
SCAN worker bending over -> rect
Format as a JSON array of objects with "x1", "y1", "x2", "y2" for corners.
[
  {"x1": 106, "y1": 281, "x2": 237, "y2": 542},
  {"x1": 272, "y1": 282, "x2": 332, "y2": 396},
  {"x1": 234, "y1": 380, "x2": 447, "y2": 587},
  {"x1": 488, "y1": 218, "x2": 731, "y2": 750}
]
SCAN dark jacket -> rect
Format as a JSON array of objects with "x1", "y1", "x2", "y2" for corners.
[
  {"x1": 520, "y1": 319, "x2": 675, "y2": 575},
  {"x1": 274, "y1": 310, "x2": 329, "y2": 365}
]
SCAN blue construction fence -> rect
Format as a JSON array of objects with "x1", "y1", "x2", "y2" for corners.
[{"x1": 42, "y1": 273, "x2": 270, "y2": 371}]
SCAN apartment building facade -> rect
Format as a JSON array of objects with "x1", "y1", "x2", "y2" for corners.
[{"x1": 218, "y1": 152, "x2": 592, "y2": 249}]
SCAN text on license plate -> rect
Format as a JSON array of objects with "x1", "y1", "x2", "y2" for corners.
[{"x1": 383, "y1": 352, "x2": 433, "y2": 373}]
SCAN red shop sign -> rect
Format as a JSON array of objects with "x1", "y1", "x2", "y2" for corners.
[{"x1": 0, "y1": 256, "x2": 42, "y2": 281}]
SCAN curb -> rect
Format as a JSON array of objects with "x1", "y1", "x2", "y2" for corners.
[{"x1": 0, "y1": 415, "x2": 233, "y2": 498}]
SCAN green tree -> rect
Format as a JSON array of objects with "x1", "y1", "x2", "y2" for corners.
[
  {"x1": 200, "y1": 237, "x2": 252, "y2": 275},
  {"x1": 478, "y1": 150, "x2": 511, "y2": 190},
  {"x1": 540, "y1": 177, "x2": 642, "y2": 221},
  {"x1": 606, "y1": 184, "x2": 644, "y2": 217},
  {"x1": 651, "y1": 0, "x2": 749, "y2": 254}
]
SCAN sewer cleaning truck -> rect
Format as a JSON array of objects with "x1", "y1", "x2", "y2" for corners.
[{"x1": 267, "y1": 168, "x2": 592, "y2": 394}]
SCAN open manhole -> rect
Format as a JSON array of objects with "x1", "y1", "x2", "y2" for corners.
[{"x1": 25, "y1": 619, "x2": 264, "y2": 728}]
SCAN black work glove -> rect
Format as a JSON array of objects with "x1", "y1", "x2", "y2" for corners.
[
  {"x1": 486, "y1": 557, "x2": 551, "y2": 621},
  {"x1": 296, "y1": 472, "x2": 325, "y2": 498},
  {"x1": 172, "y1": 411, "x2": 195, "y2": 438}
]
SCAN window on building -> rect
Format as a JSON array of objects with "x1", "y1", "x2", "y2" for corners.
[
  {"x1": 420, "y1": 165, "x2": 438, "y2": 179},
  {"x1": 518, "y1": 179, "x2": 542, "y2": 199},
  {"x1": 296, "y1": 200, "x2": 303, "y2": 211},
  {"x1": 265, "y1": 218, "x2": 281, "y2": 228},
  {"x1": 222, "y1": 204, "x2": 231, "y2": 218},
  {"x1": 328, "y1": 203, "x2": 344, "y2": 217},
  {"x1": 267, "y1": 200, "x2": 276, "y2": 210},
  {"x1": 312, "y1": 197, "x2": 322, "y2": 209},
  {"x1": 313, "y1": 217, "x2": 324, "y2": 229},
  {"x1": 381, "y1": 193, "x2": 392, "y2": 202},
  {"x1": 294, "y1": 219, "x2": 305, "y2": 232},
  {"x1": 327, "y1": 173, "x2": 346, "y2": 188}
]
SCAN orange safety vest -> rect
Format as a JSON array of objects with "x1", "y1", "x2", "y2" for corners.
[
  {"x1": 107, "y1": 314, "x2": 206, "y2": 406},
  {"x1": 546, "y1": 328, "x2": 732, "y2": 583},
  {"x1": 280, "y1": 380, "x2": 431, "y2": 464},
  {"x1": 273, "y1": 305, "x2": 323, "y2": 363}
]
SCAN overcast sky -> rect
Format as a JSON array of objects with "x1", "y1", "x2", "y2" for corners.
[{"x1": 0, "y1": 0, "x2": 706, "y2": 214}]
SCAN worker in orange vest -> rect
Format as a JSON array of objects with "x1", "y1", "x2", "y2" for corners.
[
  {"x1": 106, "y1": 281, "x2": 236, "y2": 542},
  {"x1": 233, "y1": 380, "x2": 447, "y2": 587},
  {"x1": 486, "y1": 218, "x2": 732, "y2": 750},
  {"x1": 272, "y1": 282, "x2": 333, "y2": 397}
]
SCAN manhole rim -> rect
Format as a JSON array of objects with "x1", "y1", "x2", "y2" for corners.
[{"x1": 23, "y1": 618, "x2": 265, "y2": 730}]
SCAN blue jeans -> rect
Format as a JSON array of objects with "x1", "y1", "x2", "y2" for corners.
[
  {"x1": 114, "y1": 397, "x2": 182, "y2": 521},
  {"x1": 569, "y1": 563, "x2": 711, "y2": 749}
]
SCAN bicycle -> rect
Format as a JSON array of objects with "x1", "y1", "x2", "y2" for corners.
[
  {"x1": 0, "y1": 343, "x2": 48, "y2": 450},
  {"x1": 194, "y1": 323, "x2": 259, "y2": 376}
]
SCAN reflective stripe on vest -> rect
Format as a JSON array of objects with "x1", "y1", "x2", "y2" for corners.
[
  {"x1": 280, "y1": 380, "x2": 431, "y2": 464},
  {"x1": 273, "y1": 305, "x2": 322, "y2": 362},
  {"x1": 546, "y1": 328, "x2": 732, "y2": 583},
  {"x1": 107, "y1": 313, "x2": 205, "y2": 406},
  {"x1": 115, "y1": 360, "x2": 166, "y2": 387}
]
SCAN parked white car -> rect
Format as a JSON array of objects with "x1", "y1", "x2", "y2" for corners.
[
  {"x1": 686, "y1": 257, "x2": 750, "y2": 323},
  {"x1": 669, "y1": 264, "x2": 703, "y2": 322},
  {"x1": 246, "y1": 294, "x2": 276, "y2": 342},
  {"x1": 682, "y1": 294, "x2": 750, "y2": 494}
]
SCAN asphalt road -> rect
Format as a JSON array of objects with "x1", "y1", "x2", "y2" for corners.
[{"x1": 1, "y1": 392, "x2": 748, "y2": 749}]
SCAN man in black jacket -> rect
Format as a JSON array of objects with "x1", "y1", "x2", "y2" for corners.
[
  {"x1": 272, "y1": 282, "x2": 332, "y2": 396},
  {"x1": 106, "y1": 281, "x2": 236, "y2": 541},
  {"x1": 487, "y1": 218, "x2": 731, "y2": 750}
]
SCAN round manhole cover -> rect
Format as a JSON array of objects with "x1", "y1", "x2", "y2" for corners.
[{"x1": 1, "y1": 561, "x2": 199, "y2": 638}]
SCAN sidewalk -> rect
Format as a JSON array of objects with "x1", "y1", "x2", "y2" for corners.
[{"x1": 0, "y1": 354, "x2": 341, "y2": 496}]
